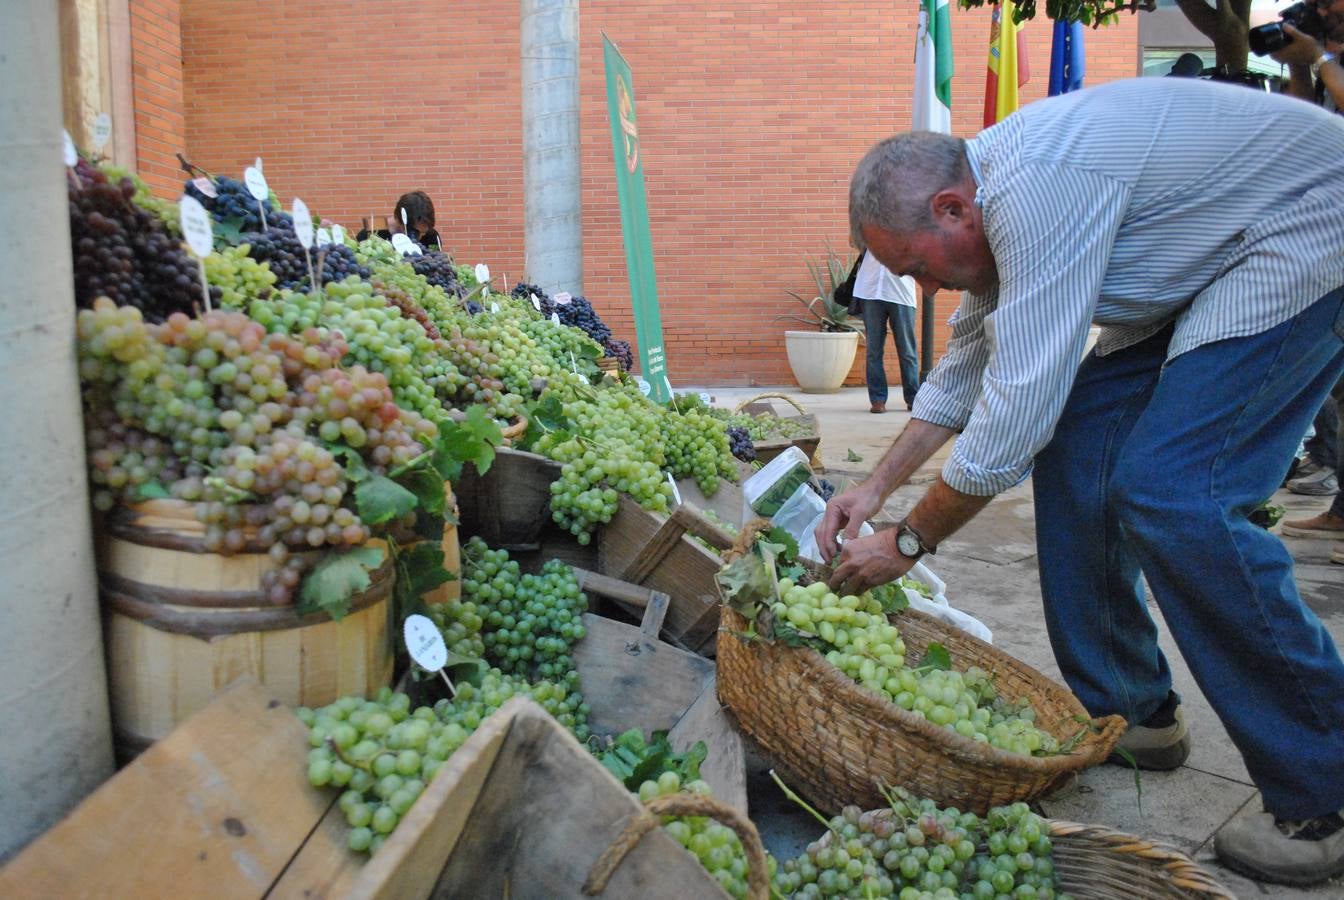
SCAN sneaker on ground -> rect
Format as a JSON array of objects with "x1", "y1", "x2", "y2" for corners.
[
  {"x1": 1280, "y1": 511, "x2": 1344, "y2": 539},
  {"x1": 1214, "y1": 809, "x2": 1344, "y2": 886},
  {"x1": 1287, "y1": 468, "x2": 1339, "y2": 496},
  {"x1": 1106, "y1": 692, "x2": 1190, "y2": 771}
]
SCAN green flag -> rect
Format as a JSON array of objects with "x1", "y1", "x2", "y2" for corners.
[
  {"x1": 603, "y1": 35, "x2": 670, "y2": 403},
  {"x1": 913, "y1": 0, "x2": 953, "y2": 133}
]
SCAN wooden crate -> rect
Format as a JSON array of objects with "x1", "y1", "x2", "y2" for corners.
[
  {"x1": 597, "y1": 496, "x2": 737, "y2": 656},
  {"x1": 571, "y1": 568, "x2": 746, "y2": 811},
  {"x1": 452, "y1": 447, "x2": 562, "y2": 550},
  {"x1": 738, "y1": 396, "x2": 821, "y2": 468}
]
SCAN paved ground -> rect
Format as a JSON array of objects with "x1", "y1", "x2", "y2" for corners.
[{"x1": 695, "y1": 385, "x2": 1344, "y2": 898}]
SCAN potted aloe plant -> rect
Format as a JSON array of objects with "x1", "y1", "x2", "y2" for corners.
[{"x1": 777, "y1": 249, "x2": 863, "y2": 393}]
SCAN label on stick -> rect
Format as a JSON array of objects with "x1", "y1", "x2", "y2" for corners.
[
  {"x1": 403, "y1": 614, "x2": 448, "y2": 672},
  {"x1": 92, "y1": 114, "x2": 112, "y2": 151},
  {"x1": 179, "y1": 195, "x2": 214, "y2": 257},
  {"x1": 243, "y1": 166, "x2": 269, "y2": 201},
  {"x1": 316, "y1": 227, "x2": 332, "y2": 247},
  {"x1": 292, "y1": 198, "x2": 314, "y2": 248},
  {"x1": 191, "y1": 177, "x2": 217, "y2": 199},
  {"x1": 390, "y1": 233, "x2": 416, "y2": 256},
  {"x1": 331, "y1": 223, "x2": 346, "y2": 245}
]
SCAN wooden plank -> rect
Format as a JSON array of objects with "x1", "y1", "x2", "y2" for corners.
[
  {"x1": 667, "y1": 676, "x2": 749, "y2": 814},
  {"x1": 0, "y1": 680, "x2": 327, "y2": 899},
  {"x1": 288, "y1": 701, "x2": 513, "y2": 900},
  {"x1": 639, "y1": 590, "x2": 671, "y2": 639},
  {"x1": 572, "y1": 613, "x2": 714, "y2": 738},
  {"x1": 430, "y1": 701, "x2": 727, "y2": 899},
  {"x1": 572, "y1": 567, "x2": 653, "y2": 611},
  {"x1": 453, "y1": 448, "x2": 562, "y2": 548},
  {"x1": 619, "y1": 512, "x2": 689, "y2": 585}
]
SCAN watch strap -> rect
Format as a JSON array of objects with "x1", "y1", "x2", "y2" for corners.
[{"x1": 1313, "y1": 51, "x2": 1337, "y2": 77}]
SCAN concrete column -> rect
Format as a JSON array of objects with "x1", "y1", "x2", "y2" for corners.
[
  {"x1": 0, "y1": 0, "x2": 115, "y2": 862},
  {"x1": 522, "y1": 0, "x2": 583, "y2": 297}
]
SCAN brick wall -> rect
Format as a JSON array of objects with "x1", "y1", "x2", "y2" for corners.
[
  {"x1": 128, "y1": 0, "x2": 185, "y2": 196},
  {"x1": 161, "y1": 3, "x2": 1139, "y2": 386}
]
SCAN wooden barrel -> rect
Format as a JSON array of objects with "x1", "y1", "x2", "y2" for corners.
[{"x1": 98, "y1": 499, "x2": 395, "y2": 759}]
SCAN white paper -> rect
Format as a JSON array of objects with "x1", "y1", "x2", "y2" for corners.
[
  {"x1": 292, "y1": 198, "x2": 314, "y2": 248},
  {"x1": 316, "y1": 227, "x2": 332, "y2": 247},
  {"x1": 178, "y1": 195, "x2": 214, "y2": 258},
  {"x1": 391, "y1": 233, "x2": 416, "y2": 256},
  {"x1": 550, "y1": 312, "x2": 562, "y2": 326},
  {"x1": 62, "y1": 130, "x2": 77, "y2": 167},
  {"x1": 491, "y1": 301, "x2": 501, "y2": 314},
  {"x1": 530, "y1": 293, "x2": 542, "y2": 311},
  {"x1": 331, "y1": 223, "x2": 346, "y2": 245},
  {"x1": 474, "y1": 263, "x2": 490, "y2": 285},
  {"x1": 553, "y1": 291, "x2": 573, "y2": 306},
  {"x1": 403, "y1": 614, "x2": 449, "y2": 671},
  {"x1": 243, "y1": 166, "x2": 269, "y2": 201},
  {"x1": 92, "y1": 113, "x2": 112, "y2": 151},
  {"x1": 636, "y1": 377, "x2": 652, "y2": 397},
  {"x1": 699, "y1": 392, "x2": 713, "y2": 407},
  {"x1": 191, "y1": 177, "x2": 217, "y2": 199}
]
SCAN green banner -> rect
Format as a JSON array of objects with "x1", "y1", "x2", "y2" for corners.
[{"x1": 603, "y1": 35, "x2": 670, "y2": 404}]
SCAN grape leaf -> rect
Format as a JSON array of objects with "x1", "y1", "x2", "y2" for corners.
[
  {"x1": 354, "y1": 475, "x2": 418, "y2": 526},
  {"x1": 326, "y1": 443, "x2": 370, "y2": 483},
  {"x1": 846, "y1": 448, "x2": 864, "y2": 462},
  {"x1": 393, "y1": 541, "x2": 455, "y2": 617},
  {"x1": 764, "y1": 526, "x2": 799, "y2": 564},
  {"x1": 298, "y1": 544, "x2": 386, "y2": 621},
  {"x1": 431, "y1": 406, "x2": 502, "y2": 482},
  {"x1": 715, "y1": 549, "x2": 776, "y2": 621},
  {"x1": 399, "y1": 467, "x2": 447, "y2": 517},
  {"x1": 917, "y1": 642, "x2": 952, "y2": 671},
  {"x1": 129, "y1": 480, "x2": 171, "y2": 502}
]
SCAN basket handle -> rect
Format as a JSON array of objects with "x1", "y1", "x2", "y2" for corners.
[
  {"x1": 732, "y1": 392, "x2": 809, "y2": 417},
  {"x1": 1076, "y1": 713, "x2": 1128, "y2": 765},
  {"x1": 582, "y1": 792, "x2": 769, "y2": 899},
  {"x1": 499, "y1": 413, "x2": 529, "y2": 445}
]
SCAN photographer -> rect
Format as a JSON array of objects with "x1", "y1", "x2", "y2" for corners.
[{"x1": 1268, "y1": 0, "x2": 1344, "y2": 110}]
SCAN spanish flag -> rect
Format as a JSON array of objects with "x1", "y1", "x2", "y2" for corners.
[{"x1": 983, "y1": 1, "x2": 1030, "y2": 128}]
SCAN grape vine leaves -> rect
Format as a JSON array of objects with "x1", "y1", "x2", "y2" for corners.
[{"x1": 299, "y1": 544, "x2": 387, "y2": 620}]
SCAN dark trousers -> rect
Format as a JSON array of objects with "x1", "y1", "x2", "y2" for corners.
[{"x1": 861, "y1": 299, "x2": 919, "y2": 407}]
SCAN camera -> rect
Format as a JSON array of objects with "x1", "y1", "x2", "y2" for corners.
[{"x1": 1249, "y1": 1, "x2": 1325, "y2": 55}]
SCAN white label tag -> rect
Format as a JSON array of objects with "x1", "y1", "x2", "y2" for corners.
[
  {"x1": 92, "y1": 113, "x2": 112, "y2": 151},
  {"x1": 400, "y1": 207, "x2": 409, "y2": 228},
  {"x1": 663, "y1": 375, "x2": 675, "y2": 398},
  {"x1": 530, "y1": 292, "x2": 542, "y2": 311},
  {"x1": 699, "y1": 392, "x2": 713, "y2": 407},
  {"x1": 404, "y1": 614, "x2": 448, "y2": 671},
  {"x1": 666, "y1": 472, "x2": 682, "y2": 506},
  {"x1": 316, "y1": 227, "x2": 332, "y2": 247},
  {"x1": 243, "y1": 166, "x2": 269, "y2": 201},
  {"x1": 576, "y1": 372, "x2": 589, "y2": 384},
  {"x1": 331, "y1": 223, "x2": 346, "y2": 245},
  {"x1": 254, "y1": 156, "x2": 264, "y2": 171},
  {"x1": 637, "y1": 377, "x2": 652, "y2": 397},
  {"x1": 292, "y1": 198, "x2": 314, "y2": 248},
  {"x1": 491, "y1": 300, "x2": 501, "y2": 314},
  {"x1": 474, "y1": 263, "x2": 490, "y2": 285},
  {"x1": 391, "y1": 232, "x2": 416, "y2": 256},
  {"x1": 553, "y1": 291, "x2": 573, "y2": 306},
  {"x1": 550, "y1": 312, "x2": 562, "y2": 326},
  {"x1": 62, "y1": 130, "x2": 77, "y2": 167},
  {"x1": 191, "y1": 177, "x2": 217, "y2": 199},
  {"x1": 179, "y1": 195, "x2": 214, "y2": 258}
]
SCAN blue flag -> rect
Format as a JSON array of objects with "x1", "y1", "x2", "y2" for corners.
[{"x1": 1048, "y1": 20, "x2": 1085, "y2": 97}]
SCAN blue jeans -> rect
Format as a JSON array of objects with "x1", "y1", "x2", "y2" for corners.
[
  {"x1": 1034, "y1": 288, "x2": 1344, "y2": 819},
  {"x1": 862, "y1": 300, "x2": 919, "y2": 407}
]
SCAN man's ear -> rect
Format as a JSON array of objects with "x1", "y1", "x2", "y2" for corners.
[{"x1": 930, "y1": 187, "x2": 973, "y2": 224}]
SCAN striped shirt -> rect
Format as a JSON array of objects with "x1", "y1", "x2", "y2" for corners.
[{"x1": 914, "y1": 78, "x2": 1344, "y2": 496}]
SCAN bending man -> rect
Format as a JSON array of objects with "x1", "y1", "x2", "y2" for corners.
[{"x1": 816, "y1": 78, "x2": 1344, "y2": 886}]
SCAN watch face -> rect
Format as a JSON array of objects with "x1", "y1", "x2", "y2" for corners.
[{"x1": 897, "y1": 529, "x2": 922, "y2": 557}]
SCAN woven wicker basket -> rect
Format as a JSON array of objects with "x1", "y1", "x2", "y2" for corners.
[
  {"x1": 813, "y1": 812, "x2": 1233, "y2": 899},
  {"x1": 716, "y1": 603, "x2": 1126, "y2": 815}
]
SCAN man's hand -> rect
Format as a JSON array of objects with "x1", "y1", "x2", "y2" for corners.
[
  {"x1": 815, "y1": 483, "x2": 884, "y2": 562},
  {"x1": 828, "y1": 528, "x2": 912, "y2": 597},
  {"x1": 1272, "y1": 23, "x2": 1326, "y2": 67}
]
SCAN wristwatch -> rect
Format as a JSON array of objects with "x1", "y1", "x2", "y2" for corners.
[
  {"x1": 1313, "y1": 51, "x2": 1337, "y2": 79},
  {"x1": 894, "y1": 520, "x2": 937, "y2": 561}
]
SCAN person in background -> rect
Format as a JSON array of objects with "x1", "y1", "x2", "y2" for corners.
[
  {"x1": 855, "y1": 252, "x2": 919, "y2": 414},
  {"x1": 1271, "y1": 0, "x2": 1344, "y2": 111},
  {"x1": 817, "y1": 79, "x2": 1344, "y2": 885},
  {"x1": 355, "y1": 190, "x2": 442, "y2": 250},
  {"x1": 1282, "y1": 380, "x2": 1344, "y2": 560}
]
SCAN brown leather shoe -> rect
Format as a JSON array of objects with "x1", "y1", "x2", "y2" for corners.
[
  {"x1": 1281, "y1": 511, "x2": 1344, "y2": 539},
  {"x1": 869, "y1": 402, "x2": 886, "y2": 414}
]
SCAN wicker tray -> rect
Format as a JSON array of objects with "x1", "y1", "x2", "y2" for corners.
[
  {"x1": 811, "y1": 811, "x2": 1233, "y2": 899},
  {"x1": 716, "y1": 603, "x2": 1125, "y2": 815}
]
